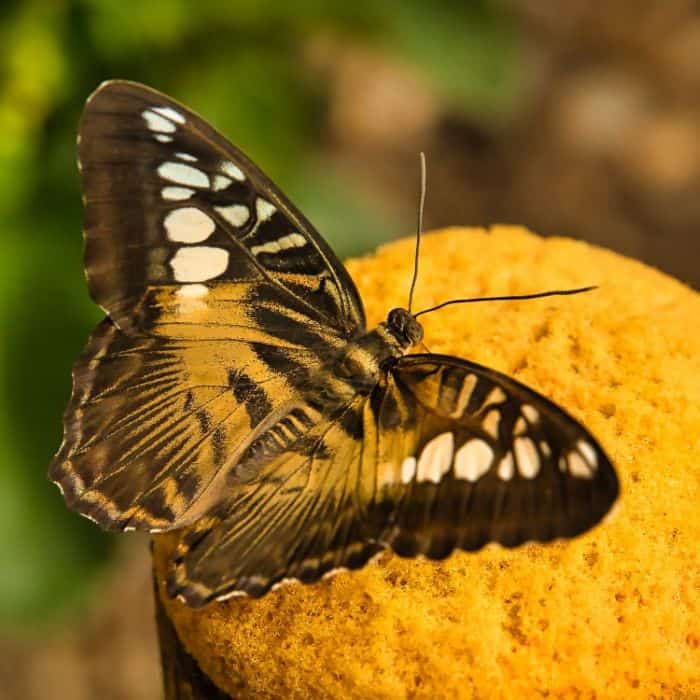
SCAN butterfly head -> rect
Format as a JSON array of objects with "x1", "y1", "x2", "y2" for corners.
[{"x1": 387, "y1": 307, "x2": 424, "y2": 349}]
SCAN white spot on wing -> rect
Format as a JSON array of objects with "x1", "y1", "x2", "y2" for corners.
[
  {"x1": 482, "y1": 409, "x2": 500, "y2": 438},
  {"x1": 577, "y1": 440, "x2": 598, "y2": 468},
  {"x1": 568, "y1": 452, "x2": 594, "y2": 479},
  {"x1": 155, "y1": 134, "x2": 173, "y2": 143},
  {"x1": 175, "y1": 152, "x2": 197, "y2": 162},
  {"x1": 164, "y1": 207, "x2": 216, "y2": 243},
  {"x1": 416, "y1": 432, "x2": 454, "y2": 484},
  {"x1": 169, "y1": 246, "x2": 229, "y2": 282},
  {"x1": 212, "y1": 174, "x2": 232, "y2": 191},
  {"x1": 400, "y1": 456, "x2": 417, "y2": 484},
  {"x1": 152, "y1": 106, "x2": 185, "y2": 124},
  {"x1": 256, "y1": 197, "x2": 276, "y2": 222},
  {"x1": 450, "y1": 374, "x2": 478, "y2": 418},
  {"x1": 497, "y1": 452, "x2": 515, "y2": 481},
  {"x1": 514, "y1": 417, "x2": 527, "y2": 435},
  {"x1": 280, "y1": 233, "x2": 306, "y2": 249},
  {"x1": 482, "y1": 386, "x2": 507, "y2": 408},
  {"x1": 162, "y1": 186, "x2": 195, "y2": 201},
  {"x1": 220, "y1": 161, "x2": 245, "y2": 181},
  {"x1": 142, "y1": 109, "x2": 176, "y2": 133},
  {"x1": 250, "y1": 240, "x2": 281, "y2": 256},
  {"x1": 454, "y1": 439, "x2": 493, "y2": 482},
  {"x1": 522, "y1": 404, "x2": 539, "y2": 423},
  {"x1": 514, "y1": 437, "x2": 540, "y2": 479},
  {"x1": 215, "y1": 204, "x2": 250, "y2": 228},
  {"x1": 540, "y1": 441, "x2": 552, "y2": 457},
  {"x1": 158, "y1": 162, "x2": 209, "y2": 188},
  {"x1": 251, "y1": 233, "x2": 307, "y2": 256}
]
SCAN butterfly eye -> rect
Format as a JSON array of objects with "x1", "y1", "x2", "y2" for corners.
[
  {"x1": 406, "y1": 318, "x2": 423, "y2": 344},
  {"x1": 387, "y1": 308, "x2": 423, "y2": 345},
  {"x1": 387, "y1": 308, "x2": 405, "y2": 328}
]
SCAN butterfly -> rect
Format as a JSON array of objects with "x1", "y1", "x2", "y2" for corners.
[{"x1": 49, "y1": 81, "x2": 619, "y2": 607}]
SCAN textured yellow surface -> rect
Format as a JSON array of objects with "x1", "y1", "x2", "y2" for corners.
[{"x1": 153, "y1": 227, "x2": 700, "y2": 698}]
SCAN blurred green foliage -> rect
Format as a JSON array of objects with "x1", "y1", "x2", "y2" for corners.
[{"x1": 0, "y1": 0, "x2": 519, "y2": 626}]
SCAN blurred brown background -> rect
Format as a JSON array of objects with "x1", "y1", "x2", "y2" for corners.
[{"x1": 0, "y1": 1, "x2": 698, "y2": 698}]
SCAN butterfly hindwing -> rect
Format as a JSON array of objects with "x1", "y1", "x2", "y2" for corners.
[
  {"x1": 50, "y1": 316, "x2": 334, "y2": 531},
  {"x1": 166, "y1": 396, "x2": 385, "y2": 604}
]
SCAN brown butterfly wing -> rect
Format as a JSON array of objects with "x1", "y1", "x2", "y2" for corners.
[
  {"x1": 50, "y1": 318, "x2": 327, "y2": 531},
  {"x1": 378, "y1": 354, "x2": 619, "y2": 558},
  {"x1": 50, "y1": 81, "x2": 366, "y2": 531},
  {"x1": 166, "y1": 396, "x2": 383, "y2": 605},
  {"x1": 77, "y1": 80, "x2": 365, "y2": 335}
]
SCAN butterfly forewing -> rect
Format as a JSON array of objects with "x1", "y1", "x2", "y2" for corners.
[
  {"x1": 376, "y1": 355, "x2": 618, "y2": 557},
  {"x1": 78, "y1": 80, "x2": 365, "y2": 335}
]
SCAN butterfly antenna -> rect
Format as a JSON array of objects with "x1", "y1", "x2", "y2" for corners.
[
  {"x1": 414, "y1": 286, "x2": 597, "y2": 319},
  {"x1": 407, "y1": 152, "x2": 427, "y2": 314}
]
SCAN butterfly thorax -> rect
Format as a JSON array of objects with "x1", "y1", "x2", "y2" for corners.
[
  {"x1": 337, "y1": 307, "x2": 422, "y2": 379},
  {"x1": 301, "y1": 308, "x2": 423, "y2": 417}
]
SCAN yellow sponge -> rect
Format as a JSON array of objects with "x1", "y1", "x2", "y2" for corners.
[{"x1": 153, "y1": 226, "x2": 700, "y2": 698}]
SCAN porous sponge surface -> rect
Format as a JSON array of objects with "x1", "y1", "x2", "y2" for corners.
[{"x1": 154, "y1": 227, "x2": 700, "y2": 698}]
